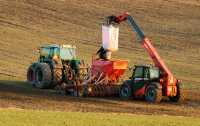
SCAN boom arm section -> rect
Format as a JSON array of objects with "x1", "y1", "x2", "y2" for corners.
[{"x1": 106, "y1": 12, "x2": 177, "y2": 91}]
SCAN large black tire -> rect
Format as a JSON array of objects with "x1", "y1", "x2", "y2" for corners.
[
  {"x1": 169, "y1": 82, "x2": 184, "y2": 102},
  {"x1": 35, "y1": 63, "x2": 52, "y2": 89},
  {"x1": 27, "y1": 63, "x2": 38, "y2": 85},
  {"x1": 145, "y1": 84, "x2": 162, "y2": 103},
  {"x1": 120, "y1": 82, "x2": 132, "y2": 100}
]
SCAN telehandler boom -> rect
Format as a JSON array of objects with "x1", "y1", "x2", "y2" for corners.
[{"x1": 106, "y1": 12, "x2": 182, "y2": 102}]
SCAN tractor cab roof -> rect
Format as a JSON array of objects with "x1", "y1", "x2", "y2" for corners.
[
  {"x1": 40, "y1": 44, "x2": 76, "y2": 49},
  {"x1": 60, "y1": 44, "x2": 76, "y2": 48},
  {"x1": 41, "y1": 44, "x2": 59, "y2": 48},
  {"x1": 135, "y1": 64, "x2": 158, "y2": 69}
]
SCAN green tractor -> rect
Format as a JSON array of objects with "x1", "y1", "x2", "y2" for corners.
[{"x1": 27, "y1": 44, "x2": 88, "y2": 95}]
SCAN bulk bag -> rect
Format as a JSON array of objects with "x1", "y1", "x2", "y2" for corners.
[{"x1": 102, "y1": 25, "x2": 119, "y2": 52}]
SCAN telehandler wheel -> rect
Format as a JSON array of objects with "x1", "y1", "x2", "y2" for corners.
[
  {"x1": 27, "y1": 63, "x2": 38, "y2": 85},
  {"x1": 120, "y1": 83, "x2": 132, "y2": 100},
  {"x1": 169, "y1": 82, "x2": 184, "y2": 102},
  {"x1": 145, "y1": 84, "x2": 162, "y2": 103},
  {"x1": 35, "y1": 63, "x2": 52, "y2": 89}
]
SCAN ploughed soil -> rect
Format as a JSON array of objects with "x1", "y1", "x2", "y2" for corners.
[
  {"x1": 0, "y1": 0, "x2": 199, "y2": 118},
  {"x1": 0, "y1": 81, "x2": 199, "y2": 117}
]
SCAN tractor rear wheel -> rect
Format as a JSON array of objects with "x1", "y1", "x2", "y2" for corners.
[
  {"x1": 35, "y1": 63, "x2": 52, "y2": 89},
  {"x1": 169, "y1": 82, "x2": 184, "y2": 102},
  {"x1": 145, "y1": 84, "x2": 162, "y2": 103},
  {"x1": 27, "y1": 63, "x2": 38, "y2": 85},
  {"x1": 120, "y1": 82, "x2": 132, "y2": 100}
]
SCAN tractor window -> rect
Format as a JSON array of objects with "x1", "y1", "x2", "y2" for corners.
[
  {"x1": 149, "y1": 68, "x2": 159, "y2": 79},
  {"x1": 60, "y1": 48, "x2": 76, "y2": 60},
  {"x1": 54, "y1": 47, "x2": 60, "y2": 56},
  {"x1": 144, "y1": 68, "x2": 149, "y2": 79},
  {"x1": 134, "y1": 67, "x2": 143, "y2": 78},
  {"x1": 40, "y1": 48, "x2": 51, "y2": 58}
]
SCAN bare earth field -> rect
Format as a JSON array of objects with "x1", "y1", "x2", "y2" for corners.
[
  {"x1": 0, "y1": 0, "x2": 200, "y2": 118},
  {"x1": 0, "y1": 81, "x2": 200, "y2": 117}
]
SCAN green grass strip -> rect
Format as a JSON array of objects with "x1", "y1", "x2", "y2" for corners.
[{"x1": 0, "y1": 109, "x2": 200, "y2": 126}]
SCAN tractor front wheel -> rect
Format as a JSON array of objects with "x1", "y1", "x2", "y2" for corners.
[
  {"x1": 145, "y1": 85, "x2": 162, "y2": 103},
  {"x1": 120, "y1": 83, "x2": 132, "y2": 100}
]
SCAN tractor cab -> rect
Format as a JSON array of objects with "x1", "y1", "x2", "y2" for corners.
[
  {"x1": 28, "y1": 44, "x2": 86, "y2": 90},
  {"x1": 131, "y1": 65, "x2": 160, "y2": 82},
  {"x1": 39, "y1": 44, "x2": 76, "y2": 62},
  {"x1": 129, "y1": 65, "x2": 160, "y2": 92},
  {"x1": 39, "y1": 44, "x2": 81, "y2": 80}
]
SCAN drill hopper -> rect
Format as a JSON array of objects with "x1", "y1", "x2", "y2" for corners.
[{"x1": 91, "y1": 59, "x2": 128, "y2": 83}]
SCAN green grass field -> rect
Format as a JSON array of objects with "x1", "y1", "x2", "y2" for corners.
[{"x1": 0, "y1": 109, "x2": 200, "y2": 126}]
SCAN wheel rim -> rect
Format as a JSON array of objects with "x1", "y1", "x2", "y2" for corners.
[
  {"x1": 146, "y1": 87, "x2": 156, "y2": 101},
  {"x1": 121, "y1": 86, "x2": 129, "y2": 97}
]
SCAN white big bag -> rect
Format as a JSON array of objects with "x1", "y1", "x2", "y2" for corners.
[{"x1": 102, "y1": 25, "x2": 119, "y2": 52}]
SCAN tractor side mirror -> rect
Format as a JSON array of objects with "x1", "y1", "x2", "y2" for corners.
[
  {"x1": 33, "y1": 48, "x2": 40, "y2": 55},
  {"x1": 128, "y1": 66, "x2": 135, "y2": 71}
]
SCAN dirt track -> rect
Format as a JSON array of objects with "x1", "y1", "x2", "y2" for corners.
[{"x1": 0, "y1": 81, "x2": 199, "y2": 117}]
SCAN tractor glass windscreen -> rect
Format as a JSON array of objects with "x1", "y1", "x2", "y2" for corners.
[
  {"x1": 40, "y1": 48, "x2": 51, "y2": 58},
  {"x1": 134, "y1": 67, "x2": 143, "y2": 78},
  {"x1": 54, "y1": 47, "x2": 60, "y2": 56},
  {"x1": 150, "y1": 68, "x2": 159, "y2": 79},
  {"x1": 60, "y1": 48, "x2": 76, "y2": 60}
]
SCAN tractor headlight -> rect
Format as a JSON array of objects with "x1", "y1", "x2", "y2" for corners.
[{"x1": 88, "y1": 87, "x2": 92, "y2": 92}]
